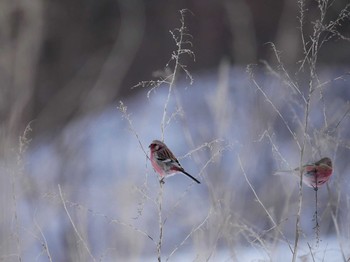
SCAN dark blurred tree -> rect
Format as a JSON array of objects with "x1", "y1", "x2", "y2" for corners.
[{"x1": 1, "y1": 0, "x2": 349, "y2": 139}]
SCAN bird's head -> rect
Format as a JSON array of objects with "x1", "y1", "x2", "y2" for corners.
[
  {"x1": 149, "y1": 140, "x2": 165, "y2": 153},
  {"x1": 318, "y1": 157, "x2": 332, "y2": 167}
]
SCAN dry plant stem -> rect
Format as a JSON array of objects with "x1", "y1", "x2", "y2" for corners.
[
  {"x1": 248, "y1": 70, "x2": 301, "y2": 151},
  {"x1": 260, "y1": 129, "x2": 302, "y2": 236},
  {"x1": 313, "y1": 187, "x2": 320, "y2": 245},
  {"x1": 258, "y1": 130, "x2": 291, "y2": 169},
  {"x1": 10, "y1": 169, "x2": 22, "y2": 262},
  {"x1": 58, "y1": 185, "x2": 96, "y2": 262},
  {"x1": 160, "y1": 10, "x2": 192, "y2": 141},
  {"x1": 33, "y1": 214, "x2": 53, "y2": 262},
  {"x1": 250, "y1": 217, "x2": 289, "y2": 245},
  {"x1": 118, "y1": 101, "x2": 149, "y2": 159},
  {"x1": 327, "y1": 184, "x2": 347, "y2": 262},
  {"x1": 166, "y1": 210, "x2": 211, "y2": 261},
  {"x1": 265, "y1": 44, "x2": 306, "y2": 103},
  {"x1": 293, "y1": 6, "x2": 320, "y2": 251},
  {"x1": 161, "y1": 70, "x2": 175, "y2": 142},
  {"x1": 157, "y1": 180, "x2": 164, "y2": 262},
  {"x1": 292, "y1": 89, "x2": 311, "y2": 262},
  {"x1": 237, "y1": 155, "x2": 293, "y2": 253},
  {"x1": 166, "y1": 142, "x2": 228, "y2": 221},
  {"x1": 330, "y1": 212, "x2": 347, "y2": 262},
  {"x1": 256, "y1": 0, "x2": 349, "y2": 259},
  {"x1": 11, "y1": 122, "x2": 34, "y2": 262},
  {"x1": 292, "y1": 0, "x2": 331, "y2": 253},
  {"x1": 296, "y1": 0, "x2": 350, "y2": 256},
  {"x1": 241, "y1": 223, "x2": 272, "y2": 259},
  {"x1": 293, "y1": 0, "x2": 316, "y2": 258},
  {"x1": 334, "y1": 103, "x2": 350, "y2": 131},
  {"x1": 180, "y1": 139, "x2": 223, "y2": 160},
  {"x1": 120, "y1": 11, "x2": 195, "y2": 261},
  {"x1": 53, "y1": 196, "x2": 155, "y2": 242},
  {"x1": 205, "y1": 218, "x2": 226, "y2": 261},
  {"x1": 307, "y1": 242, "x2": 316, "y2": 262}
]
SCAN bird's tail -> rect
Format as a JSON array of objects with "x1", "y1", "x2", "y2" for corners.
[
  {"x1": 181, "y1": 170, "x2": 201, "y2": 184},
  {"x1": 273, "y1": 169, "x2": 295, "y2": 176}
]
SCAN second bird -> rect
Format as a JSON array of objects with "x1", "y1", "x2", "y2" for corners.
[
  {"x1": 276, "y1": 157, "x2": 333, "y2": 191},
  {"x1": 149, "y1": 140, "x2": 201, "y2": 184},
  {"x1": 295, "y1": 157, "x2": 333, "y2": 190}
]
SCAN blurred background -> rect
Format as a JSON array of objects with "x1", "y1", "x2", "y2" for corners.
[{"x1": 1, "y1": 0, "x2": 350, "y2": 261}]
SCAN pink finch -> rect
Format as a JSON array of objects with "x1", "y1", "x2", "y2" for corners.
[
  {"x1": 276, "y1": 157, "x2": 333, "y2": 191},
  {"x1": 149, "y1": 140, "x2": 200, "y2": 184}
]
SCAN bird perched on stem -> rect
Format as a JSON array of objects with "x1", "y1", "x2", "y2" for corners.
[
  {"x1": 275, "y1": 157, "x2": 333, "y2": 191},
  {"x1": 149, "y1": 140, "x2": 200, "y2": 184}
]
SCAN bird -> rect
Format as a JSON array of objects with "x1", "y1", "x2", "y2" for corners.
[
  {"x1": 149, "y1": 140, "x2": 200, "y2": 184},
  {"x1": 275, "y1": 157, "x2": 333, "y2": 191}
]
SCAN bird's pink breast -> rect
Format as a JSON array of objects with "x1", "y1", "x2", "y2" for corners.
[
  {"x1": 303, "y1": 165, "x2": 332, "y2": 187},
  {"x1": 151, "y1": 152, "x2": 170, "y2": 177}
]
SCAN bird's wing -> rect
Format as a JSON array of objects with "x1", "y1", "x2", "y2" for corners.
[{"x1": 156, "y1": 148, "x2": 182, "y2": 168}]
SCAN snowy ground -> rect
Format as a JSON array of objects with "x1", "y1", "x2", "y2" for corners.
[{"x1": 16, "y1": 67, "x2": 350, "y2": 261}]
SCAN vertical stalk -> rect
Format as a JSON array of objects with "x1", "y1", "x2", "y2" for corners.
[
  {"x1": 157, "y1": 181, "x2": 164, "y2": 262},
  {"x1": 293, "y1": 86, "x2": 312, "y2": 262}
]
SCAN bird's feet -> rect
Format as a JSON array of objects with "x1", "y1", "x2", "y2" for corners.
[{"x1": 160, "y1": 177, "x2": 165, "y2": 184}]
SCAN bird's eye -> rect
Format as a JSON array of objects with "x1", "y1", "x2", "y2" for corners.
[{"x1": 155, "y1": 145, "x2": 159, "y2": 150}]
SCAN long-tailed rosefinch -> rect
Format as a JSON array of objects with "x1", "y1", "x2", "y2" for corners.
[
  {"x1": 276, "y1": 157, "x2": 333, "y2": 191},
  {"x1": 149, "y1": 140, "x2": 201, "y2": 184}
]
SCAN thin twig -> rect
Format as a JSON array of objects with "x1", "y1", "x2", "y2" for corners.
[
  {"x1": 257, "y1": 130, "x2": 292, "y2": 170},
  {"x1": 117, "y1": 101, "x2": 149, "y2": 159},
  {"x1": 327, "y1": 183, "x2": 347, "y2": 262},
  {"x1": 313, "y1": 187, "x2": 320, "y2": 246},
  {"x1": 11, "y1": 121, "x2": 35, "y2": 262},
  {"x1": 237, "y1": 155, "x2": 293, "y2": 253},
  {"x1": 248, "y1": 65, "x2": 302, "y2": 150},
  {"x1": 166, "y1": 210, "x2": 211, "y2": 261},
  {"x1": 160, "y1": 9, "x2": 194, "y2": 141},
  {"x1": 58, "y1": 185, "x2": 96, "y2": 262},
  {"x1": 157, "y1": 181, "x2": 164, "y2": 262},
  {"x1": 307, "y1": 242, "x2": 316, "y2": 262},
  {"x1": 33, "y1": 213, "x2": 53, "y2": 262},
  {"x1": 48, "y1": 194, "x2": 155, "y2": 243}
]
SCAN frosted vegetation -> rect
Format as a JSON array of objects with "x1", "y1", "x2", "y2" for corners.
[{"x1": 2, "y1": 3, "x2": 350, "y2": 262}]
